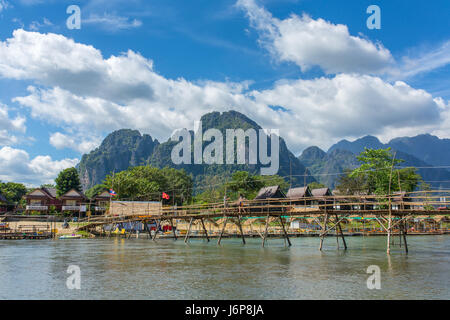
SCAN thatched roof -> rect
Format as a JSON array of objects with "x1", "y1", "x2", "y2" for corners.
[
  {"x1": 254, "y1": 186, "x2": 285, "y2": 200},
  {"x1": 311, "y1": 188, "x2": 332, "y2": 197},
  {"x1": 287, "y1": 186, "x2": 312, "y2": 198}
]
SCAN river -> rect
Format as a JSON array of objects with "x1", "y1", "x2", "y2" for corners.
[{"x1": 0, "y1": 235, "x2": 448, "y2": 299}]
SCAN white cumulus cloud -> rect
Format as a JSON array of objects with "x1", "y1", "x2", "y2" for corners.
[
  {"x1": 0, "y1": 29, "x2": 448, "y2": 156},
  {"x1": 0, "y1": 146, "x2": 78, "y2": 186}
]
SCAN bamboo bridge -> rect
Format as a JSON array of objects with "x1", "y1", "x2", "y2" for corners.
[{"x1": 77, "y1": 190, "x2": 450, "y2": 253}]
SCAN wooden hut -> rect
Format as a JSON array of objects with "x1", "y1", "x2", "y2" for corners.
[
  {"x1": 60, "y1": 189, "x2": 88, "y2": 214},
  {"x1": 254, "y1": 186, "x2": 286, "y2": 200},
  {"x1": 25, "y1": 187, "x2": 61, "y2": 214},
  {"x1": 311, "y1": 188, "x2": 333, "y2": 210},
  {"x1": 286, "y1": 186, "x2": 312, "y2": 206},
  {"x1": 253, "y1": 186, "x2": 286, "y2": 214},
  {"x1": 93, "y1": 190, "x2": 112, "y2": 214}
]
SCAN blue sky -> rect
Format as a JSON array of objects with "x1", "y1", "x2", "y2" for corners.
[{"x1": 0, "y1": 0, "x2": 449, "y2": 185}]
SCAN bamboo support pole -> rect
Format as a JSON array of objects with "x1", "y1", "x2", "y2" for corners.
[
  {"x1": 319, "y1": 210, "x2": 329, "y2": 251},
  {"x1": 279, "y1": 216, "x2": 291, "y2": 247},
  {"x1": 217, "y1": 216, "x2": 228, "y2": 245},
  {"x1": 184, "y1": 218, "x2": 193, "y2": 243},
  {"x1": 200, "y1": 218, "x2": 209, "y2": 242},
  {"x1": 170, "y1": 218, "x2": 177, "y2": 240},
  {"x1": 262, "y1": 214, "x2": 270, "y2": 247},
  {"x1": 236, "y1": 216, "x2": 246, "y2": 245}
]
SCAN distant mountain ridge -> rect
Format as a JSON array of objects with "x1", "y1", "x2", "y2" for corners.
[
  {"x1": 329, "y1": 134, "x2": 450, "y2": 168},
  {"x1": 78, "y1": 111, "x2": 314, "y2": 190},
  {"x1": 78, "y1": 111, "x2": 450, "y2": 191},
  {"x1": 303, "y1": 134, "x2": 450, "y2": 189}
]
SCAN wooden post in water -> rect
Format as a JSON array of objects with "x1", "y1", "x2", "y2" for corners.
[
  {"x1": 335, "y1": 214, "x2": 347, "y2": 250},
  {"x1": 170, "y1": 218, "x2": 177, "y2": 240},
  {"x1": 200, "y1": 218, "x2": 209, "y2": 242},
  {"x1": 262, "y1": 214, "x2": 270, "y2": 247},
  {"x1": 236, "y1": 215, "x2": 246, "y2": 245},
  {"x1": 319, "y1": 210, "x2": 328, "y2": 251},
  {"x1": 152, "y1": 219, "x2": 161, "y2": 241},
  {"x1": 279, "y1": 216, "x2": 291, "y2": 247},
  {"x1": 218, "y1": 216, "x2": 228, "y2": 245},
  {"x1": 402, "y1": 220, "x2": 408, "y2": 253},
  {"x1": 184, "y1": 217, "x2": 193, "y2": 243}
]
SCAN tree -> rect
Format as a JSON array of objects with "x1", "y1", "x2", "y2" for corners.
[
  {"x1": 347, "y1": 148, "x2": 421, "y2": 195},
  {"x1": 0, "y1": 181, "x2": 28, "y2": 204},
  {"x1": 55, "y1": 167, "x2": 82, "y2": 197},
  {"x1": 85, "y1": 184, "x2": 108, "y2": 199},
  {"x1": 335, "y1": 169, "x2": 369, "y2": 195},
  {"x1": 227, "y1": 171, "x2": 264, "y2": 199},
  {"x1": 308, "y1": 182, "x2": 327, "y2": 190},
  {"x1": 225, "y1": 171, "x2": 288, "y2": 200},
  {"x1": 103, "y1": 166, "x2": 192, "y2": 204},
  {"x1": 40, "y1": 184, "x2": 55, "y2": 189}
]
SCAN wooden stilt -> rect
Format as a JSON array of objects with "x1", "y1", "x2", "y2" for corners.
[
  {"x1": 262, "y1": 214, "x2": 270, "y2": 247},
  {"x1": 144, "y1": 221, "x2": 152, "y2": 239},
  {"x1": 279, "y1": 216, "x2": 291, "y2": 247},
  {"x1": 200, "y1": 218, "x2": 210, "y2": 242},
  {"x1": 170, "y1": 218, "x2": 177, "y2": 240},
  {"x1": 217, "y1": 216, "x2": 228, "y2": 245},
  {"x1": 152, "y1": 219, "x2": 161, "y2": 241},
  {"x1": 335, "y1": 216, "x2": 340, "y2": 249},
  {"x1": 236, "y1": 216, "x2": 246, "y2": 245},
  {"x1": 319, "y1": 211, "x2": 329, "y2": 251},
  {"x1": 402, "y1": 221, "x2": 408, "y2": 253},
  {"x1": 335, "y1": 214, "x2": 347, "y2": 250},
  {"x1": 184, "y1": 218, "x2": 193, "y2": 243}
]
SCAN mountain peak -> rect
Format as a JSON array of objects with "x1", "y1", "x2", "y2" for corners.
[{"x1": 328, "y1": 135, "x2": 384, "y2": 154}]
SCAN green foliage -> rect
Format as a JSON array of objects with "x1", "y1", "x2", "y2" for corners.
[
  {"x1": 227, "y1": 171, "x2": 264, "y2": 199},
  {"x1": 345, "y1": 148, "x2": 421, "y2": 195},
  {"x1": 336, "y1": 169, "x2": 369, "y2": 195},
  {"x1": 103, "y1": 165, "x2": 192, "y2": 204},
  {"x1": 55, "y1": 167, "x2": 82, "y2": 197},
  {"x1": 85, "y1": 184, "x2": 108, "y2": 199},
  {"x1": 40, "y1": 184, "x2": 55, "y2": 189},
  {"x1": 308, "y1": 182, "x2": 327, "y2": 189},
  {"x1": 0, "y1": 181, "x2": 28, "y2": 204}
]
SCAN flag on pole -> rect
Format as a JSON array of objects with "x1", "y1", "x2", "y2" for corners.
[
  {"x1": 162, "y1": 192, "x2": 170, "y2": 200},
  {"x1": 109, "y1": 189, "x2": 117, "y2": 197}
]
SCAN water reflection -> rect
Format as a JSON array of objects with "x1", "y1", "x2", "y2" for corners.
[{"x1": 0, "y1": 236, "x2": 448, "y2": 299}]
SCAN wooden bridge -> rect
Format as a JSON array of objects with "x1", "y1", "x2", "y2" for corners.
[{"x1": 77, "y1": 190, "x2": 450, "y2": 253}]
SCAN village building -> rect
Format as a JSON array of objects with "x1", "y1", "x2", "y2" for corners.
[
  {"x1": 60, "y1": 189, "x2": 88, "y2": 213},
  {"x1": 93, "y1": 190, "x2": 112, "y2": 214},
  {"x1": 254, "y1": 186, "x2": 285, "y2": 200},
  {"x1": 25, "y1": 187, "x2": 61, "y2": 213},
  {"x1": 311, "y1": 187, "x2": 333, "y2": 209},
  {"x1": 253, "y1": 186, "x2": 286, "y2": 214},
  {"x1": 286, "y1": 186, "x2": 312, "y2": 199}
]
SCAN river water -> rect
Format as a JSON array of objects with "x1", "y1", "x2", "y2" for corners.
[{"x1": 0, "y1": 235, "x2": 448, "y2": 299}]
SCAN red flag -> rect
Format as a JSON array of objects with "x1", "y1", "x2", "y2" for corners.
[{"x1": 162, "y1": 192, "x2": 170, "y2": 200}]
